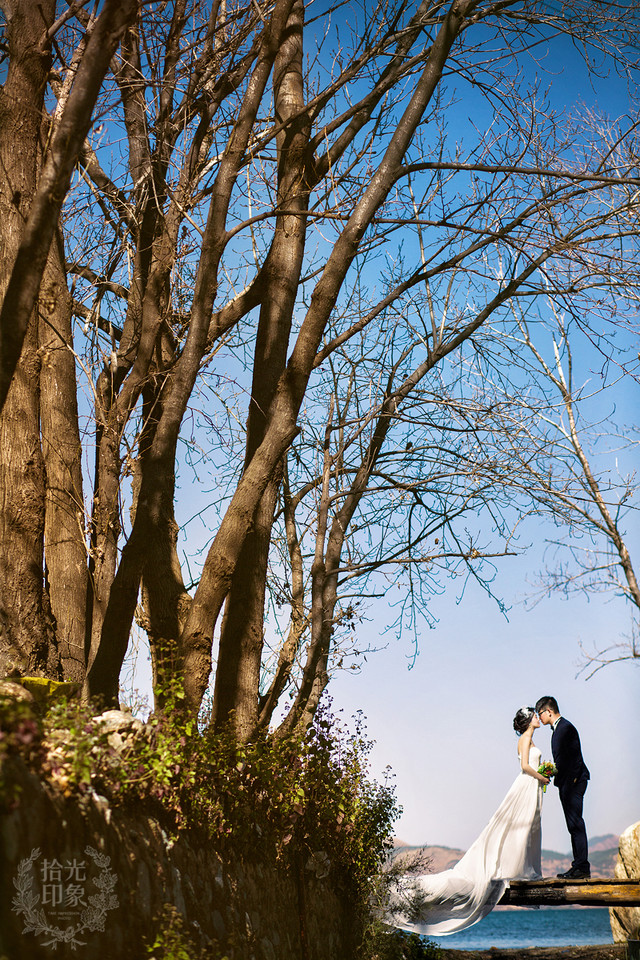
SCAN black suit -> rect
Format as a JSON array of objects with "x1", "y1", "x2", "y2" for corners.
[{"x1": 551, "y1": 717, "x2": 590, "y2": 872}]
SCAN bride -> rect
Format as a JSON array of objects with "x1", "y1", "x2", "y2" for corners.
[{"x1": 391, "y1": 706, "x2": 551, "y2": 936}]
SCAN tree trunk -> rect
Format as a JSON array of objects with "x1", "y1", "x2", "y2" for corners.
[
  {"x1": 84, "y1": 194, "x2": 163, "y2": 681},
  {"x1": 39, "y1": 230, "x2": 87, "y2": 681},
  {"x1": 0, "y1": 0, "x2": 58, "y2": 678},
  {"x1": 212, "y1": 472, "x2": 282, "y2": 736},
  {"x1": 0, "y1": 0, "x2": 140, "y2": 413},
  {"x1": 137, "y1": 387, "x2": 192, "y2": 708},
  {"x1": 0, "y1": 323, "x2": 59, "y2": 678},
  {"x1": 210, "y1": 0, "x2": 310, "y2": 738},
  {"x1": 256, "y1": 459, "x2": 307, "y2": 732},
  {"x1": 84, "y1": 233, "x2": 183, "y2": 705},
  {"x1": 85, "y1": 400, "x2": 122, "y2": 678}
]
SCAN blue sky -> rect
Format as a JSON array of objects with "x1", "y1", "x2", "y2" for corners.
[{"x1": 329, "y1": 535, "x2": 640, "y2": 854}]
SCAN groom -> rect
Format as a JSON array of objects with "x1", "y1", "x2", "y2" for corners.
[{"x1": 535, "y1": 696, "x2": 591, "y2": 880}]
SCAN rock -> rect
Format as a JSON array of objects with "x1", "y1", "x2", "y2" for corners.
[
  {"x1": 93, "y1": 709, "x2": 144, "y2": 751},
  {"x1": 13, "y1": 677, "x2": 81, "y2": 705},
  {"x1": 306, "y1": 850, "x2": 331, "y2": 879},
  {"x1": 90, "y1": 789, "x2": 112, "y2": 824},
  {"x1": 610, "y1": 821, "x2": 640, "y2": 942},
  {"x1": 93, "y1": 708, "x2": 143, "y2": 732},
  {"x1": 0, "y1": 680, "x2": 35, "y2": 703},
  {"x1": 42, "y1": 711, "x2": 143, "y2": 796}
]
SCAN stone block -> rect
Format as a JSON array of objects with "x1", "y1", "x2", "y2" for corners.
[{"x1": 610, "y1": 821, "x2": 640, "y2": 942}]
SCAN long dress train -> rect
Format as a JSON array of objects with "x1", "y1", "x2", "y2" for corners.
[{"x1": 391, "y1": 744, "x2": 544, "y2": 936}]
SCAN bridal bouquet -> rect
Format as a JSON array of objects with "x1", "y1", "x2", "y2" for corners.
[{"x1": 537, "y1": 760, "x2": 557, "y2": 792}]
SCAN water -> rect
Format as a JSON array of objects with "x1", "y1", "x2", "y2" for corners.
[{"x1": 424, "y1": 907, "x2": 613, "y2": 950}]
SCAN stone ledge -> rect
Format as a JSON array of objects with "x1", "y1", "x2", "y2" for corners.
[{"x1": 0, "y1": 757, "x2": 358, "y2": 960}]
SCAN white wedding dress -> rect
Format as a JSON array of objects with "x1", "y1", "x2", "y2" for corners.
[{"x1": 392, "y1": 744, "x2": 544, "y2": 936}]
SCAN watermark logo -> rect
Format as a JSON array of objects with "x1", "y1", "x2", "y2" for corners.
[{"x1": 11, "y1": 846, "x2": 118, "y2": 949}]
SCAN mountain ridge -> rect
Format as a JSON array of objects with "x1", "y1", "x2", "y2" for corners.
[{"x1": 392, "y1": 834, "x2": 620, "y2": 878}]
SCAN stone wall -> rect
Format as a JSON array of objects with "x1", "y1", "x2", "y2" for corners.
[
  {"x1": 0, "y1": 759, "x2": 359, "y2": 960},
  {"x1": 610, "y1": 821, "x2": 640, "y2": 943}
]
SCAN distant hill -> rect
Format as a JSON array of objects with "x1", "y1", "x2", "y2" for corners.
[
  {"x1": 393, "y1": 835, "x2": 620, "y2": 878},
  {"x1": 540, "y1": 843, "x2": 619, "y2": 878},
  {"x1": 392, "y1": 844, "x2": 465, "y2": 873},
  {"x1": 589, "y1": 834, "x2": 620, "y2": 853}
]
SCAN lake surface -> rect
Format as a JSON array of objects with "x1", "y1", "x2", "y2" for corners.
[{"x1": 424, "y1": 907, "x2": 613, "y2": 950}]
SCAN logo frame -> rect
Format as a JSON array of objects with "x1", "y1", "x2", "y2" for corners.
[{"x1": 11, "y1": 845, "x2": 118, "y2": 948}]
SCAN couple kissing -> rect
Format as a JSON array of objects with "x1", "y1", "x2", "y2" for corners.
[{"x1": 392, "y1": 695, "x2": 591, "y2": 937}]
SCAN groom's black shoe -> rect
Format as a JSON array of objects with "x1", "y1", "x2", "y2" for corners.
[{"x1": 557, "y1": 867, "x2": 591, "y2": 880}]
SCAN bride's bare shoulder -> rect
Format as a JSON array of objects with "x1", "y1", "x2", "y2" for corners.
[{"x1": 517, "y1": 730, "x2": 532, "y2": 757}]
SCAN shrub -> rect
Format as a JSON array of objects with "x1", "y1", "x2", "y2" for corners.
[
  {"x1": 1, "y1": 695, "x2": 400, "y2": 916},
  {"x1": 0, "y1": 697, "x2": 45, "y2": 806}
]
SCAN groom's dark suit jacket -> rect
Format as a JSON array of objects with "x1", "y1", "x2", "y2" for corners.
[{"x1": 551, "y1": 717, "x2": 590, "y2": 788}]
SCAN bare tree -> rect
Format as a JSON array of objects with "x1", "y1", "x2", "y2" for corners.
[
  {"x1": 507, "y1": 312, "x2": 640, "y2": 670},
  {"x1": 1, "y1": 0, "x2": 639, "y2": 740},
  {"x1": 0, "y1": 0, "x2": 138, "y2": 410}
]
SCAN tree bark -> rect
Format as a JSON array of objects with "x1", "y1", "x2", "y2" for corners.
[
  {"x1": 39, "y1": 229, "x2": 87, "y2": 681},
  {"x1": 0, "y1": 322, "x2": 59, "y2": 678},
  {"x1": 212, "y1": 473, "x2": 282, "y2": 735},
  {"x1": 256, "y1": 459, "x2": 307, "y2": 732},
  {"x1": 137, "y1": 387, "x2": 192, "y2": 707},
  {"x1": 0, "y1": 0, "x2": 58, "y2": 678},
  {"x1": 211, "y1": 0, "x2": 310, "y2": 738},
  {"x1": 85, "y1": 392, "x2": 122, "y2": 677},
  {"x1": 0, "y1": 0, "x2": 140, "y2": 413}
]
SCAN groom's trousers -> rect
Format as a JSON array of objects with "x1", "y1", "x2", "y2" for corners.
[{"x1": 558, "y1": 777, "x2": 589, "y2": 872}]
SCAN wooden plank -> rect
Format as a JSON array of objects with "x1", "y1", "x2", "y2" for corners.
[{"x1": 499, "y1": 879, "x2": 640, "y2": 907}]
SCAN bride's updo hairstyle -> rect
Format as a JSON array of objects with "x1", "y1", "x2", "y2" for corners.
[{"x1": 513, "y1": 706, "x2": 535, "y2": 735}]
